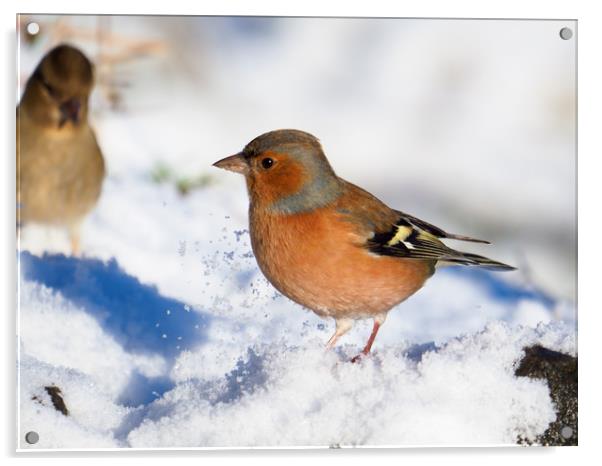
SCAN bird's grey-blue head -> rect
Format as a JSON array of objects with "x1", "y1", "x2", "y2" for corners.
[{"x1": 213, "y1": 129, "x2": 343, "y2": 213}]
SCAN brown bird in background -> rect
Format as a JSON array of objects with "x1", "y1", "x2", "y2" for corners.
[{"x1": 17, "y1": 44, "x2": 105, "y2": 255}]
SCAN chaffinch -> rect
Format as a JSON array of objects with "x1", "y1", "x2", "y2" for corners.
[
  {"x1": 214, "y1": 129, "x2": 514, "y2": 361},
  {"x1": 17, "y1": 44, "x2": 105, "y2": 255}
]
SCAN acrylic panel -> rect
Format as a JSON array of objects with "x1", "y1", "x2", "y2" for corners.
[{"x1": 16, "y1": 15, "x2": 577, "y2": 450}]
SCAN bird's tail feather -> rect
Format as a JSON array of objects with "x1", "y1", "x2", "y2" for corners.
[
  {"x1": 439, "y1": 251, "x2": 516, "y2": 271},
  {"x1": 444, "y1": 233, "x2": 490, "y2": 244}
]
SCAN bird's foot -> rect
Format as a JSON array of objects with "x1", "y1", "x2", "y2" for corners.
[
  {"x1": 350, "y1": 351, "x2": 368, "y2": 364},
  {"x1": 349, "y1": 320, "x2": 382, "y2": 363}
]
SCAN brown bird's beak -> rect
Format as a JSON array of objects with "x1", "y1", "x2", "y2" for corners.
[
  {"x1": 59, "y1": 98, "x2": 81, "y2": 127},
  {"x1": 212, "y1": 152, "x2": 249, "y2": 175}
]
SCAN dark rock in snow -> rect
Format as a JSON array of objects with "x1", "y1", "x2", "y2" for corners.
[
  {"x1": 515, "y1": 345, "x2": 577, "y2": 446},
  {"x1": 45, "y1": 386, "x2": 69, "y2": 416},
  {"x1": 32, "y1": 385, "x2": 70, "y2": 416}
]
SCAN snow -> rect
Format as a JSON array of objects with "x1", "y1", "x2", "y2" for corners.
[
  {"x1": 19, "y1": 354, "x2": 127, "y2": 448},
  {"x1": 132, "y1": 322, "x2": 572, "y2": 448},
  {"x1": 17, "y1": 247, "x2": 575, "y2": 448},
  {"x1": 17, "y1": 16, "x2": 576, "y2": 449},
  {"x1": 19, "y1": 281, "x2": 167, "y2": 400},
  {"x1": 19, "y1": 271, "x2": 574, "y2": 449}
]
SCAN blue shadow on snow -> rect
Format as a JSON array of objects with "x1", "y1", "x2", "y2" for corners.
[
  {"x1": 440, "y1": 266, "x2": 556, "y2": 309},
  {"x1": 19, "y1": 251, "x2": 211, "y2": 406}
]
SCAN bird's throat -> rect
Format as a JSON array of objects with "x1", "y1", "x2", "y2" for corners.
[{"x1": 263, "y1": 175, "x2": 344, "y2": 214}]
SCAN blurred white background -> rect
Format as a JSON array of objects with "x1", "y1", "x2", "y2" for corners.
[{"x1": 18, "y1": 15, "x2": 576, "y2": 300}]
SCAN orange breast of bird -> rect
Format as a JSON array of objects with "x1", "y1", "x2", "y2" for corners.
[{"x1": 249, "y1": 205, "x2": 435, "y2": 319}]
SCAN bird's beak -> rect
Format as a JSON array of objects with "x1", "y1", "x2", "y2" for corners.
[
  {"x1": 212, "y1": 152, "x2": 249, "y2": 175},
  {"x1": 59, "y1": 98, "x2": 81, "y2": 127}
]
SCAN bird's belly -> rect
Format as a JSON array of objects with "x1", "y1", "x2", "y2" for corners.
[
  {"x1": 250, "y1": 211, "x2": 434, "y2": 319},
  {"x1": 263, "y1": 253, "x2": 431, "y2": 318},
  {"x1": 18, "y1": 129, "x2": 104, "y2": 225}
]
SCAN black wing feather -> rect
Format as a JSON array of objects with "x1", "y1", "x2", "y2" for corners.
[
  {"x1": 367, "y1": 212, "x2": 515, "y2": 271},
  {"x1": 396, "y1": 211, "x2": 490, "y2": 244}
]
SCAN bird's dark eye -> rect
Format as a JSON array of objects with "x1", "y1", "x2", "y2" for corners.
[
  {"x1": 261, "y1": 157, "x2": 274, "y2": 169},
  {"x1": 40, "y1": 76, "x2": 57, "y2": 97}
]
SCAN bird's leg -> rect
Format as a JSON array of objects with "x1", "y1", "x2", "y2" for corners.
[
  {"x1": 325, "y1": 318, "x2": 354, "y2": 349},
  {"x1": 68, "y1": 223, "x2": 81, "y2": 257},
  {"x1": 351, "y1": 314, "x2": 387, "y2": 363}
]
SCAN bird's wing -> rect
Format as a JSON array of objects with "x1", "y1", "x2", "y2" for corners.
[
  {"x1": 394, "y1": 210, "x2": 489, "y2": 244},
  {"x1": 333, "y1": 181, "x2": 514, "y2": 270},
  {"x1": 367, "y1": 214, "x2": 461, "y2": 261},
  {"x1": 366, "y1": 213, "x2": 514, "y2": 270}
]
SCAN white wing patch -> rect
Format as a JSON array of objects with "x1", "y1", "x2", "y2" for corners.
[{"x1": 386, "y1": 225, "x2": 412, "y2": 247}]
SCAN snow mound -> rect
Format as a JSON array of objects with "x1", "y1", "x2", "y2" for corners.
[
  {"x1": 18, "y1": 253, "x2": 212, "y2": 407},
  {"x1": 19, "y1": 281, "x2": 167, "y2": 401},
  {"x1": 17, "y1": 250, "x2": 576, "y2": 449},
  {"x1": 19, "y1": 318, "x2": 573, "y2": 449},
  {"x1": 127, "y1": 321, "x2": 572, "y2": 448},
  {"x1": 19, "y1": 354, "x2": 128, "y2": 449}
]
